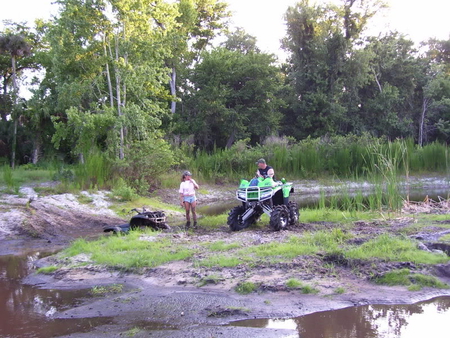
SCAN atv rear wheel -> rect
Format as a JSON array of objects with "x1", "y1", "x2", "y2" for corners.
[
  {"x1": 269, "y1": 205, "x2": 289, "y2": 231},
  {"x1": 227, "y1": 206, "x2": 247, "y2": 231},
  {"x1": 288, "y1": 201, "x2": 299, "y2": 225}
]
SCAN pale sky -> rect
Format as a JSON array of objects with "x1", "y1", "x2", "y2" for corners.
[{"x1": 1, "y1": 0, "x2": 449, "y2": 59}]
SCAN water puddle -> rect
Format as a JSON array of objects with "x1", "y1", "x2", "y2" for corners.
[
  {"x1": 0, "y1": 252, "x2": 112, "y2": 338},
  {"x1": 230, "y1": 296, "x2": 450, "y2": 337}
]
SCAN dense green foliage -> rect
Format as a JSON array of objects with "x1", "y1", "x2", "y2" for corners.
[{"x1": 1, "y1": 0, "x2": 450, "y2": 191}]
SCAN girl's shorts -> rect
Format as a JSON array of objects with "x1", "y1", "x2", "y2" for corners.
[{"x1": 183, "y1": 196, "x2": 196, "y2": 204}]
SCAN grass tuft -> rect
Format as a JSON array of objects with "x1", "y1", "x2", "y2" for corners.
[
  {"x1": 36, "y1": 266, "x2": 59, "y2": 274},
  {"x1": 235, "y1": 281, "x2": 258, "y2": 294}
]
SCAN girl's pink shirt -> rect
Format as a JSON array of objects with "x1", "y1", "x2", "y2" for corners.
[{"x1": 179, "y1": 180, "x2": 196, "y2": 196}]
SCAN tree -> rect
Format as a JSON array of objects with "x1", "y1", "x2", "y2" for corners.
[
  {"x1": 178, "y1": 44, "x2": 284, "y2": 150},
  {"x1": 0, "y1": 32, "x2": 32, "y2": 168},
  {"x1": 45, "y1": 0, "x2": 178, "y2": 162},
  {"x1": 167, "y1": 0, "x2": 230, "y2": 114},
  {"x1": 280, "y1": 0, "x2": 385, "y2": 139}
]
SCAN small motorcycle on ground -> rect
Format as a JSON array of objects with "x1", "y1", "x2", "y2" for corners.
[{"x1": 103, "y1": 208, "x2": 170, "y2": 233}]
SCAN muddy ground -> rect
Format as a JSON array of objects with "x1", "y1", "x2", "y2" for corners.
[{"x1": 2, "y1": 180, "x2": 450, "y2": 337}]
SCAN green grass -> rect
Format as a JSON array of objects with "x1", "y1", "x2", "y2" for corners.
[
  {"x1": 63, "y1": 229, "x2": 194, "y2": 269},
  {"x1": 196, "y1": 255, "x2": 247, "y2": 268},
  {"x1": 197, "y1": 214, "x2": 229, "y2": 229},
  {"x1": 0, "y1": 165, "x2": 53, "y2": 188},
  {"x1": 235, "y1": 281, "x2": 258, "y2": 294},
  {"x1": 300, "y1": 208, "x2": 381, "y2": 223},
  {"x1": 440, "y1": 234, "x2": 450, "y2": 242},
  {"x1": 374, "y1": 269, "x2": 449, "y2": 290},
  {"x1": 286, "y1": 278, "x2": 302, "y2": 288},
  {"x1": 346, "y1": 234, "x2": 450, "y2": 264},
  {"x1": 36, "y1": 266, "x2": 59, "y2": 274},
  {"x1": 110, "y1": 197, "x2": 179, "y2": 217},
  {"x1": 243, "y1": 229, "x2": 352, "y2": 259},
  {"x1": 203, "y1": 240, "x2": 241, "y2": 251},
  {"x1": 76, "y1": 193, "x2": 94, "y2": 204},
  {"x1": 90, "y1": 284, "x2": 124, "y2": 296},
  {"x1": 334, "y1": 286, "x2": 346, "y2": 294},
  {"x1": 198, "y1": 274, "x2": 223, "y2": 287},
  {"x1": 300, "y1": 284, "x2": 319, "y2": 294},
  {"x1": 125, "y1": 327, "x2": 142, "y2": 337}
]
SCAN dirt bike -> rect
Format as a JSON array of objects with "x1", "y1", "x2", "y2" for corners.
[
  {"x1": 227, "y1": 176, "x2": 299, "y2": 231},
  {"x1": 103, "y1": 208, "x2": 170, "y2": 233}
]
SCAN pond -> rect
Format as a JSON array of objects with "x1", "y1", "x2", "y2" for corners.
[{"x1": 230, "y1": 296, "x2": 450, "y2": 338}]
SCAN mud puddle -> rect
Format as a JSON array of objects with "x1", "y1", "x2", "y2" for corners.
[
  {"x1": 231, "y1": 296, "x2": 450, "y2": 337},
  {"x1": 0, "y1": 252, "x2": 112, "y2": 338}
]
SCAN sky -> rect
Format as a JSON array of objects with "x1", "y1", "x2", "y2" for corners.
[{"x1": 1, "y1": 0, "x2": 449, "y2": 59}]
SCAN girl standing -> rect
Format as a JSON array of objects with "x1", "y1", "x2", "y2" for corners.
[{"x1": 179, "y1": 171, "x2": 199, "y2": 227}]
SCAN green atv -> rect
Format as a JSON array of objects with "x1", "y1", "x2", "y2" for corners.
[{"x1": 227, "y1": 176, "x2": 299, "y2": 231}]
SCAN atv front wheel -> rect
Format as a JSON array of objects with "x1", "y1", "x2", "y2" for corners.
[
  {"x1": 227, "y1": 206, "x2": 247, "y2": 231},
  {"x1": 288, "y1": 201, "x2": 299, "y2": 225},
  {"x1": 269, "y1": 205, "x2": 289, "y2": 231}
]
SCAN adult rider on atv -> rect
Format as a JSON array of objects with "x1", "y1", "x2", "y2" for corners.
[{"x1": 255, "y1": 158, "x2": 275, "y2": 179}]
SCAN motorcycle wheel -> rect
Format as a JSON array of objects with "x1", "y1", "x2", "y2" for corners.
[
  {"x1": 288, "y1": 201, "x2": 300, "y2": 225},
  {"x1": 227, "y1": 206, "x2": 247, "y2": 231},
  {"x1": 269, "y1": 205, "x2": 289, "y2": 231}
]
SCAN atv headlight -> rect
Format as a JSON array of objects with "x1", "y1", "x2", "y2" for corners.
[
  {"x1": 237, "y1": 191, "x2": 247, "y2": 200},
  {"x1": 260, "y1": 190, "x2": 272, "y2": 200}
]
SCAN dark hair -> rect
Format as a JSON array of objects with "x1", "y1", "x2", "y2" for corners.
[{"x1": 181, "y1": 170, "x2": 192, "y2": 182}]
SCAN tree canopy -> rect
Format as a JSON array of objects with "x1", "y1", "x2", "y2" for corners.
[{"x1": 0, "y1": 0, "x2": 449, "y2": 179}]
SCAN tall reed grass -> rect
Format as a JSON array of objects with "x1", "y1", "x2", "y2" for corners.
[{"x1": 181, "y1": 135, "x2": 449, "y2": 182}]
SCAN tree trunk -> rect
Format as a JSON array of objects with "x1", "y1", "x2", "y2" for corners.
[
  {"x1": 1, "y1": 78, "x2": 8, "y2": 122},
  {"x1": 419, "y1": 97, "x2": 431, "y2": 147},
  {"x1": 225, "y1": 128, "x2": 236, "y2": 149},
  {"x1": 32, "y1": 131, "x2": 41, "y2": 164},
  {"x1": 103, "y1": 34, "x2": 114, "y2": 108},
  {"x1": 170, "y1": 67, "x2": 177, "y2": 113},
  {"x1": 371, "y1": 67, "x2": 382, "y2": 93},
  {"x1": 114, "y1": 35, "x2": 124, "y2": 160},
  {"x1": 11, "y1": 55, "x2": 17, "y2": 169}
]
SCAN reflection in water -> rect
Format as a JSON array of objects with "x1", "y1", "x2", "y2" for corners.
[
  {"x1": 0, "y1": 253, "x2": 112, "y2": 338},
  {"x1": 231, "y1": 297, "x2": 450, "y2": 338}
]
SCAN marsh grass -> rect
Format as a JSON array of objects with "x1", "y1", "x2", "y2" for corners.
[
  {"x1": 64, "y1": 229, "x2": 194, "y2": 269},
  {"x1": 0, "y1": 164, "x2": 54, "y2": 189},
  {"x1": 183, "y1": 136, "x2": 450, "y2": 183}
]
